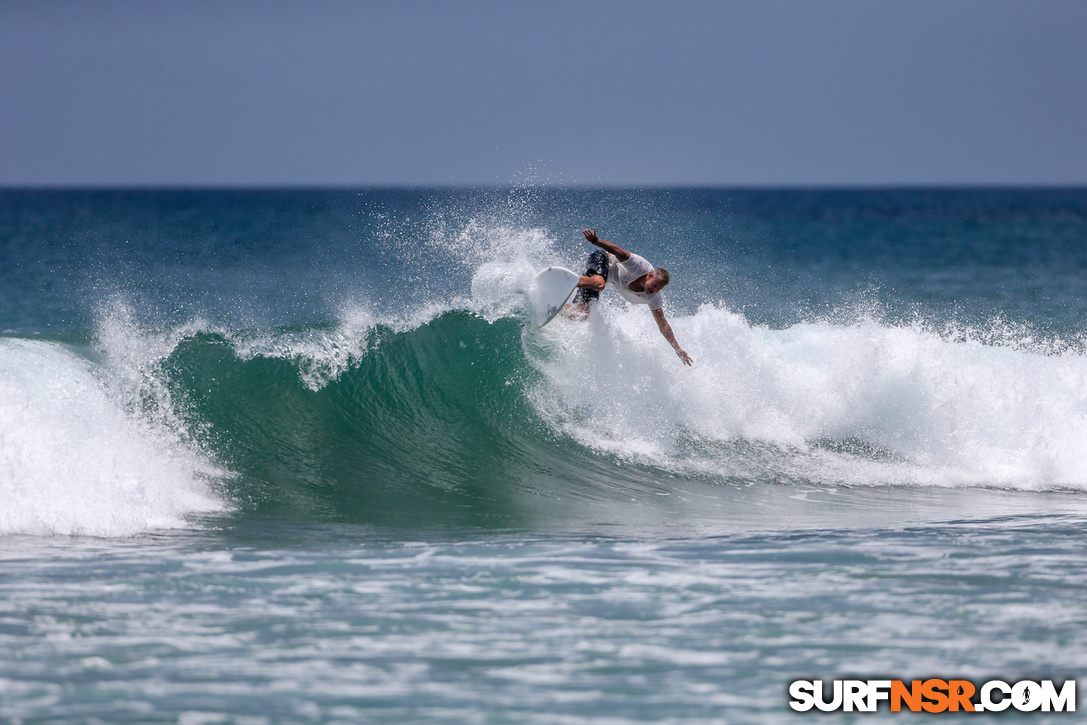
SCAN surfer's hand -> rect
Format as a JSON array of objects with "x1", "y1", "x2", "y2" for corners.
[
  {"x1": 676, "y1": 348, "x2": 693, "y2": 366},
  {"x1": 583, "y1": 228, "x2": 599, "y2": 245}
]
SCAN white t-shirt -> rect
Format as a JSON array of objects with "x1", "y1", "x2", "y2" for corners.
[{"x1": 608, "y1": 253, "x2": 663, "y2": 310}]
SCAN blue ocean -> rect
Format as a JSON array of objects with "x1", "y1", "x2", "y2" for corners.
[{"x1": 2, "y1": 187, "x2": 1085, "y2": 722}]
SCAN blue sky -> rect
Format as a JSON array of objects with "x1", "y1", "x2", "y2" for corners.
[{"x1": 2, "y1": 0, "x2": 1084, "y2": 186}]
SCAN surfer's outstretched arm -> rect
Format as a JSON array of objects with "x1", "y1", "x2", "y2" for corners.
[
  {"x1": 652, "y1": 308, "x2": 693, "y2": 366},
  {"x1": 583, "y1": 228, "x2": 631, "y2": 262}
]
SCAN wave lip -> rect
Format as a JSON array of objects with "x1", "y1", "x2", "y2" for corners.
[{"x1": 0, "y1": 338, "x2": 226, "y2": 537}]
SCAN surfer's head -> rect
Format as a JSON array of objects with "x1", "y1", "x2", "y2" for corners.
[{"x1": 645, "y1": 268, "x2": 670, "y2": 294}]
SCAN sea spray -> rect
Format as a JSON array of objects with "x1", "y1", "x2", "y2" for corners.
[{"x1": 228, "y1": 304, "x2": 380, "y2": 392}]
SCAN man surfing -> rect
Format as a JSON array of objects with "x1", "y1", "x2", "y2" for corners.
[{"x1": 571, "y1": 228, "x2": 693, "y2": 366}]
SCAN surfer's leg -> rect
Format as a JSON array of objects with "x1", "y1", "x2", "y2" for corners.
[{"x1": 571, "y1": 250, "x2": 609, "y2": 306}]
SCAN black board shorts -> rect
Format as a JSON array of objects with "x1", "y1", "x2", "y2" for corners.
[{"x1": 572, "y1": 250, "x2": 609, "y2": 305}]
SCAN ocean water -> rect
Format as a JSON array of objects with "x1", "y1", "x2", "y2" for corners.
[{"x1": 1, "y1": 187, "x2": 1086, "y2": 722}]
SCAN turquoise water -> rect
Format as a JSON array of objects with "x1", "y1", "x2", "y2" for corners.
[{"x1": 2, "y1": 188, "x2": 1086, "y2": 722}]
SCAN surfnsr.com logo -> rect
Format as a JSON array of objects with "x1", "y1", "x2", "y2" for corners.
[{"x1": 789, "y1": 679, "x2": 1076, "y2": 713}]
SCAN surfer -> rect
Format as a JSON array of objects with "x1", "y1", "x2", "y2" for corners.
[{"x1": 572, "y1": 228, "x2": 693, "y2": 366}]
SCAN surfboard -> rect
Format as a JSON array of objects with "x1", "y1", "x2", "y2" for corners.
[{"x1": 527, "y1": 266, "x2": 580, "y2": 328}]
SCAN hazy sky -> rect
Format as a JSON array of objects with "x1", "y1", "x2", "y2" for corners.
[{"x1": 2, "y1": 0, "x2": 1085, "y2": 187}]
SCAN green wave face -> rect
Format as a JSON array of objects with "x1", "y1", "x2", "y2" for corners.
[{"x1": 162, "y1": 312, "x2": 637, "y2": 529}]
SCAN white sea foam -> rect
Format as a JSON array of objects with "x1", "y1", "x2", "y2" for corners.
[
  {"x1": 229, "y1": 303, "x2": 379, "y2": 392},
  {"x1": 0, "y1": 337, "x2": 226, "y2": 537},
  {"x1": 526, "y1": 301, "x2": 1087, "y2": 491}
]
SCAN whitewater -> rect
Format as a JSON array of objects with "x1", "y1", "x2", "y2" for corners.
[{"x1": 1, "y1": 187, "x2": 1085, "y2": 722}]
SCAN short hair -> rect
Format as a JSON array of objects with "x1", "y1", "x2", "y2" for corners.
[{"x1": 655, "y1": 268, "x2": 671, "y2": 287}]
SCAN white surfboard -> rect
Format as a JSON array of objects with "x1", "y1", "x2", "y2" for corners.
[{"x1": 527, "y1": 266, "x2": 580, "y2": 328}]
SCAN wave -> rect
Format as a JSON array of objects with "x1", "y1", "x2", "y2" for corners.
[{"x1": 4, "y1": 287, "x2": 1087, "y2": 536}]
